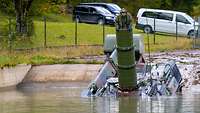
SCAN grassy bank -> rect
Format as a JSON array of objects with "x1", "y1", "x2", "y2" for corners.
[
  {"x1": 0, "y1": 14, "x2": 194, "y2": 67},
  {"x1": 0, "y1": 46, "x2": 104, "y2": 68}
]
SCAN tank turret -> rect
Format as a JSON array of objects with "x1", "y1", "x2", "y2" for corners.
[{"x1": 115, "y1": 8, "x2": 137, "y2": 91}]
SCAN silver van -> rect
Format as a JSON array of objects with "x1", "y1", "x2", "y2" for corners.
[{"x1": 136, "y1": 8, "x2": 199, "y2": 38}]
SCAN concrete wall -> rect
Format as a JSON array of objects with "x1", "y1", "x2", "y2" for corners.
[
  {"x1": 23, "y1": 64, "x2": 102, "y2": 83},
  {"x1": 0, "y1": 64, "x2": 101, "y2": 89},
  {"x1": 0, "y1": 65, "x2": 32, "y2": 88}
]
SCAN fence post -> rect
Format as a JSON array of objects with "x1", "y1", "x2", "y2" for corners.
[
  {"x1": 198, "y1": 17, "x2": 200, "y2": 38},
  {"x1": 44, "y1": 16, "x2": 47, "y2": 48},
  {"x1": 176, "y1": 20, "x2": 178, "y2": 41},
  {"x1": 75, "y1": 16, "x2": 78, "y2": 46},
  {"x1": 102, "y1": 17, "x2": 105, "y2": 44},
  {"x1": 193, "y1": 18, "x2": 197, "y2": 48},
  {"x1": 153, "y1": 17, "x2": 156, "y2": 44},
  {"x1": 8, "y1": 17, "x2": 12, "y2": 52},
  {"x1": 26, "y1": 17, "x2": 29, "y2": 36},
  {"x1": 147, "y1": 32, "x2": 151, "y2": 65}
]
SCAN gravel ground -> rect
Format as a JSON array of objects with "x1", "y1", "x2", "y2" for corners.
[
  {"x1": 69, "y1": 50, "x2": 200, "y2": 91},
  {"x1": 145, "y1": 50, "x2": 200, "y2": 91}
]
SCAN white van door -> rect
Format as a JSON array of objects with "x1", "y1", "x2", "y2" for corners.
[
  {"x1": 155, "y1": 12, "x2": 175, "y2": 33},
  {"x1": 176, "y1": 14, "x2": 192, "y2": 36},
  {"x1": 139, "y1": 11, "x2": 155, "y2": 30}
]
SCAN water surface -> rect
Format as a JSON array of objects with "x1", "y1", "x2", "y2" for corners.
[{"x1": 0, "y1": 83, "x2": 200, "y2": 113}]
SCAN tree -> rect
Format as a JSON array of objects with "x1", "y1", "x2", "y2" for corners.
[
  {"x1": 160, "y1": 0, "x2": 196, "y2": 15},
  {"x1": 13, "y1": 0, "x2": 34, "y2": 35},
  {"x1": 0, "y1": 0, "x2": 15, "y2": 15}
]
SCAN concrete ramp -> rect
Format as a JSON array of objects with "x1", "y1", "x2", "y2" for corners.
[
  {"x1": 0, "y1": 65, "x2": 32, "y2": 88},
  {"x1": 22, "y1": 64, "x2": 102, "y2": 83}
]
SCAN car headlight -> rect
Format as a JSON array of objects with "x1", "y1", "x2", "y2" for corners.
[
  {"x1": 106, "y1": 16, "x2": 112, "y2": 20},
  {"x1": 195, "y1": 25, "x2": 199, "y2": 30}
]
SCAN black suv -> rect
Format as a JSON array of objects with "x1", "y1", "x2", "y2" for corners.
[
  {"x1": 73, "y1": 5, "x2": 115, "y2": 25},
  {"x1": 79, "y1": 3, "x2": 121, "y2": 15}
]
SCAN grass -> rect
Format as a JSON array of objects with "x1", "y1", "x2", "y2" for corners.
[
  {"x1": 0, "y1": 13, "x2": 195, "y2": 67},
  {"x1": 33, "y1": 13, "x2": 73, "y2": 23},
  {"x1": 0, "y1": 13, "x2": 193, "y2": 51},
  {"x1": 0, "y1": 46, "x2": 104, "y2": 68},
  {"x1": 12, "y1": 21, "x2": 192, "y2": 51},
  {"x1": 135, "y1": 32, "x2": 193, "y2": 52},
  {"x1": 8, "y1": 21, "x2": 116, "y2": 48}
]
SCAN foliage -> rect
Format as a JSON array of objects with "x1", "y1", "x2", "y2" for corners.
[
  {"x1": 0, "y1": 0, "x2": 15, "y2": 15},
  {"x1": 192, "y1": 0, "x2": 200, "y2": 16},
  {"x1": 0, "y1": 0, "x2": 199, "y2": 17},
  {"x1": 160, "y1": 0, "x2": 197, "y2": 15},
  {"x1": 68, "y1": 0, "x2": 199, "y2": 16}
]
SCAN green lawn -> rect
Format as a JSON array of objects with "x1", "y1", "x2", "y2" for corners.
[
  {"x1": 12, "y1": 20, "x2": 192, "y2": 51},
  {"x1": 8, "y1": 21, "x2": 116, "y2": 48},
  {"x1": 0, "y1": 46, "x2": 104, "y2": 68},
  {"x1": 0, "y1": 14, "x2": 194, "y2": 67},
  {"x1": 0, "y1": 13, "x2": 193, "y2": 51}
]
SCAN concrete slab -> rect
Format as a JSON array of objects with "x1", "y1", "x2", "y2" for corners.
[
  {"x1": 0, "y1": 65, "x2": 31, "y2": 88},
  {"x1": 23, "y1": 64, "x2": 102, "y2": 83}
]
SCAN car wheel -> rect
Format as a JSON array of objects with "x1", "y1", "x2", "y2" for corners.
[
  {"x1": 98, "y1": 19, "x2": 104, "y2": 25},
  {"x1": 143, "y1": 26, "x2": 152, "y2": 34},
  {"x1": 188, "y1": 30, "x2": 195, "y2": 38},
  {"x1": 75, "y1": 17, "x2": 80, "y2": 23}
]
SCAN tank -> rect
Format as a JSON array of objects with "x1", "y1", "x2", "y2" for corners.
[
  {"x1": 84, "y1": 9, "x2": 182, "y2": 97},
  {"x1": 104, "y1": 34, "x2": 144, "y2": 61}
]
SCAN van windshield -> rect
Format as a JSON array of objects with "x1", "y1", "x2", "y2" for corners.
[
  {"x1": 184, "y1": 13, "x2": 194, "y2": 23},
  {"x1": 96, "y1": 7, "x2": 112, "y2": 14},
  {"x1": 108, "y1": 4, "x2": 121, "y2": 11},
  {"x1": 107, "y1": 4, "x2": 120, "y2": 12}
]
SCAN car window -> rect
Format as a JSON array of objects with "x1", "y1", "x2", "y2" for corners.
[
  {"x1": 96, "y1": 7, "x2": 112, "y2": 14},
  {"x1": 76, "y1": 7, "x2": 89, "y2": 13},
  {"x1": 157, "y1": 12, "x2": 173, "y2": 21},
  {"x1": 93, "y1": 4, "x2": 106, "y2": 8},
  {"x1": 90, "y1": 8, "x2": 97, "y2": 14},
  {"x1": 110, "y1": 4, "x2": 121, "y2": 11},
  {"x1": 142, "y1": 11, "x2": 157, "y2": 18},
  {"x1": 107, "y1": 4, "x2": 119, "y2": 11},
  {"x1": 176, "y1": 14, "x2": 191, "y2": 24},
  {"x1": 184, "y1": 14, "x2": 194, "y2": 23}
]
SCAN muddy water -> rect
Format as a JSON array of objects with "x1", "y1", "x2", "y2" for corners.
[{"x1": 0, "y1": 83, "x2": 200, "y2": 113}]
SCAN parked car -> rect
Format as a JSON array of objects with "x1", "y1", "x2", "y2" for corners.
[
  {"x1": 135, "y1": 8, "x2": 199, "y2": 38},
  {"x1": 73, "y1": 5, "x2": 115, "y2": 25},
  {"x1": 79, "y1": 3, "x2": 121, "y2": 15}
]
